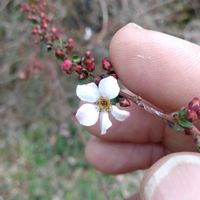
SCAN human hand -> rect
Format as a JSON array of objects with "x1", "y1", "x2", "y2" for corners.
[{"x1": 85, "y1": 23, "x2": 200, "y2": 200}]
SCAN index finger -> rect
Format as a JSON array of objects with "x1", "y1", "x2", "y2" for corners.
[{"x1": 110, "y1": 23, "x2": 200, "y2": 111}]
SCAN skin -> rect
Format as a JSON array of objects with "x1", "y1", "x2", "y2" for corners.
[{"x1": 84, "y1": 23, "x2": 200, "y2": 199}]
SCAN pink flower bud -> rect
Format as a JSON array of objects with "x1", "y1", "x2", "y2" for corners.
[
  {"x1": 75, "y1": 65, "x2": 83, "y2": 74},
  {"x1": 51, "y1": 27, "x2": 57, "y2": 34},
  {"x1": 32, "y1": 28, "x2": 38, "y2": 35},
  {"x1": 61, "y1": 59, "x2": 72, "y2": 74},
  {"x1": 39, "y1": 12, "x2": 46, "y2": 19},
  {"x1": 102, "y1": 58, "x2": 112, "y2": 71}
]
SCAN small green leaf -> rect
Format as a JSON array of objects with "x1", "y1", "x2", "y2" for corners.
[{"x1": 72, "y1": 55, "x2": 81, "y2": 64}]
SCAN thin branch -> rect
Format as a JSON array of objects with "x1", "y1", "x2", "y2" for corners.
[
  {"x1": 136, "y1": 0, "x2": 176, "y2": 17},
  {"x1": 120, "y1": 90, "x2": 200, "y2": 150},
  {"x1": 120, "y1": 91, "x2": 174, "y2": 122},
  {"x1": 97, "y1": 0, "x2": 109, "y2": 43}
]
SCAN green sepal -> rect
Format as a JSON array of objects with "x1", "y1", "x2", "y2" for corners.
[
  {"x1": 178, "y1": 109, "x2": 187, "y2": 121},
  {"x1": 173, "y1": 123, "x2": 185, "y2": 131},
  {"x1": 111, "y1": 98, "x2": 119, "y2": 105},
  {"x1": 176, "y1": 109, "x2": 193, "y2": 128}
]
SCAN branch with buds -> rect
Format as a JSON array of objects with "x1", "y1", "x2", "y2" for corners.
[{"x1": 20, "y1": 0, "x2": 200, "y2": 151}]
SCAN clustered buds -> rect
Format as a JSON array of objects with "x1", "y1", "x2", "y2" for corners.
[
  {"x1": 59, "y1": 50, "x2": 96, "y2": 80},
  {"x1": 20, "y1": 1, "x2": 121, "y2": 83},
  {"x1": 21, "y1": 1, "x2": 59, "y2": 45},
  {"x1": 186, "y1": 97, "x2": 200, "y2": 122}
]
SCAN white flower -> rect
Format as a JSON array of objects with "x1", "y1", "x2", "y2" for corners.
[{"x1": 75, "y1": 76, "x2": 130, "y2": 134}]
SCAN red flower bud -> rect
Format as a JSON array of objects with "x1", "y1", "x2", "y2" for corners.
[
  {"x1": 79, "y1": 71, "x2": 88, "y2": 80},
  {"x1": 61, "y1": 59, "x2": 72, "y2": 74},
  {"x1": 186, "y1": 109, "x2": 198, "y2": 122},
  {"x1": 75, "y1": 65, "x2": 83, "y2": 74},
  {"x1": 84, "y1": 50, "x2": 92, "y2": 58},
  {"x1": 109, "y1": 71, "x2": 118, "y2": 79},
  {"x1": 188, "y1": 97, "x2": 200, "y2": 112},
  {"x1": 66, "y1": 38, "x2": 74, "y2": 51},
  {"x1": 55, "y1": 48, "x2": 65, "y2": 60},
  {"x1": 85, "y1": 59, "x2": 95, "y2": 72},
  {"x1": 102, "y1": 58, "x2": 112, "y2": 71},
  {"x1": 119, "y1": 97, "x2": 131, "y2": 107}
]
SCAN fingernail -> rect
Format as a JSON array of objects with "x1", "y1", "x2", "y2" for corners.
[
  {"x1": 125, "y1": 23, "x2": 143, "y2": 30},
  {"x1": 143, "y1": 154, "x2": 200, "y2": 200}
]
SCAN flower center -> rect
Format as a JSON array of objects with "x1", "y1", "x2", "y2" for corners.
[{"x1": 96, "y1": 97, "x2": 111, "y2": 112}]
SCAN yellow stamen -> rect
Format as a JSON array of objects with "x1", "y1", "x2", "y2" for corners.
[{"x1": 96, "y1": 97, "x2": 111, "y2": 112}]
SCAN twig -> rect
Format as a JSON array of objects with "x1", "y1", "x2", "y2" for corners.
[
  {"x1": 120, "y1": 90, "x2": 200, "y2": 149},
  {"x1": 97, "y1": 0, "x2": 109, "y2": 43},
  {"x1": 136, "y1": 0, "x2": 176, "y2": 17}
]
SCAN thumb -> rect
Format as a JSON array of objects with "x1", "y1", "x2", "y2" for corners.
[{"x1": 140, "y1": 153, "x2": 200, "y2": 200}]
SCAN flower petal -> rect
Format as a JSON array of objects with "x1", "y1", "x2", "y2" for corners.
[
  {"x1": 99, "y1": 76, "x2": 120, "y2": 99},
  {"x1": 76, "y1": 83, "x2": 100, "y2": 103},
  {"x1": 76, "y1": 104, "x2": 99, "y2": 126},
  {"x1": 111, "y1": 105, "x2": 130, "y2": 121},
  {"x1": 99, "y1": 112, "x2": 112, "y2": 135}
]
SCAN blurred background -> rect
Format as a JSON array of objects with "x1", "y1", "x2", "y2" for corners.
[{"x1": 0, "y1": 0, "x2": 200, "y2": 199}]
